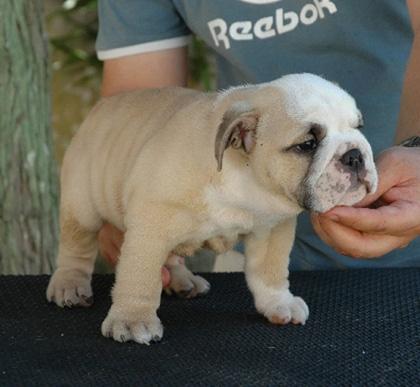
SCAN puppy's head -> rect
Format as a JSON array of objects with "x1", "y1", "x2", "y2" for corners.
[{"x1": 215, "y1": 73, "x2": 377, "y2": 213}]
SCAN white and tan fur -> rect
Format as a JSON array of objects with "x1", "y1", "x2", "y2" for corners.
[{"x1": 47, "y1": 74, "x2": 377, "y2": 344}]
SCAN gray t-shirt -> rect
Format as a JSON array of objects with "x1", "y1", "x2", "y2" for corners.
[{"x1": 96, "y1": 0, "x2": 419, "y2": 269}]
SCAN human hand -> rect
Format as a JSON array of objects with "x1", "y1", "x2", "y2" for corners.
[
  {"x1": 311, "y1": 146, "x2": 420, "y2": 258},
  {"x1": 98, "y1": 222, "x2": 171, "y2": 286}
]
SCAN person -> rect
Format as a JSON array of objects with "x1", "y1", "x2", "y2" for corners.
[{"x1": 95, "y1": 0, "x2": 420, "y2": 277}]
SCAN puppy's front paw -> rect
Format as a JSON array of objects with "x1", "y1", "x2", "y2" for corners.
[
  {"x1": 46, "y1": 268, "x2": 93, "y2": 308},
  {"x1": 101, "y1": 307, "x2": 163, "y2": 345},
  {"x1": 256, "y1": 288, "x2": 309, "y2": 326},
  {"x1": 267, "y1": 296, "x2": 309, "y2": 325}
]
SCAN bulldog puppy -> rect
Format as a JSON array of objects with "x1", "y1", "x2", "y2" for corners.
[{"x1": 47, "y1": 73, "x2": 377, "y2": 344}]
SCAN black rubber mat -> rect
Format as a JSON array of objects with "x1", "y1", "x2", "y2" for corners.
[{"x1": 0, "y1": 269, "x2": 419, "y2": 386}]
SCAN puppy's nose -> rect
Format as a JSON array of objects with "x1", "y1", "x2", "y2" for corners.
[{"x1": 340, "y1": 148, "x2": 364, "y2": 173}]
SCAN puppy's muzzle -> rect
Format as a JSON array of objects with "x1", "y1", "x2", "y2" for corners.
[{"x1": 306, "y1": 140, "x2": 377, "y2": 213}]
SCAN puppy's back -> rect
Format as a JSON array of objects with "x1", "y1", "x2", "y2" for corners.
[{"x1": 61, "y1": 87, "x2": 215, "y2": 227}]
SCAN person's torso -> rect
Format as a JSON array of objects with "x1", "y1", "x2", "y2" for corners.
[{"x1": 173, "y1": 0, "x2": 418, "y2": 269}]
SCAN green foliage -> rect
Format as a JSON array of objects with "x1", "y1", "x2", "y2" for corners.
[
  {"x1": 47, "y1": 0, "x2": 99, "y2": 81},
  {"x1": 189, "y1": 35, "x2": 215, "y2": 91}
]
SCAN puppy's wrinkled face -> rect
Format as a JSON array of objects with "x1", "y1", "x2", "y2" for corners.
[{"x1": 246, "y1": 74, "x2": 377, "y2": 213}]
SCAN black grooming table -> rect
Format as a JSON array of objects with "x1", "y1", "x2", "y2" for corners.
[{"x1": 0, "y1": 269, "x2": 419, "y2": 386}]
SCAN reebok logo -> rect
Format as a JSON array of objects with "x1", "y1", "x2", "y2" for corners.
[{"x1": 208, "y1": 0, "x2": 337, "y2": 50}]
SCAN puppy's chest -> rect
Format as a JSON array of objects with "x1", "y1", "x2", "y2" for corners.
[{"x1": 202, "y1": 180, "x2": 287, "y2": 236}]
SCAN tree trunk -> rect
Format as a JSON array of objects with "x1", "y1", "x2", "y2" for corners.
[{"x1": 0, "y1": 1, "x2": 58, "y2": 274}]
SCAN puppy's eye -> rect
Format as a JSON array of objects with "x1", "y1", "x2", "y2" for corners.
[{"x1": 294, "y1": 138, "x2": 318, "y2": 153}]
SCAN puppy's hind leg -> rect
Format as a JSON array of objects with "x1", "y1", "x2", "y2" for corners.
[
  {"x1": 47, "y1": 209, "x2": 100, "y2": 308},
  {"x1": 164, "y1": 254, "x2": 210, "y2": 298}
]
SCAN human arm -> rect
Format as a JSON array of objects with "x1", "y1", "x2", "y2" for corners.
[
  {"x1": 101, "y1": 47, "x2": 188, "y2": 96},
  {"x1": 395, "y1": 0, "x2": 420, "y2": 143}
]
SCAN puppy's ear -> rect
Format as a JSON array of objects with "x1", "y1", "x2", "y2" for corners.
[{"x1": 215, "y1": 102, "x2": 259, "y2": 171}]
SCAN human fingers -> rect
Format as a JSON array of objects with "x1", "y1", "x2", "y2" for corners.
[
  {"x1": 313, "y1": 214, "x2": 412, "y2": 258},
  {"x1": 162, "y1": 266, "x2": 171, "y2": 288},
  {"x1": 323, "y1": 200, "x2": 420, "y2": 236}
]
